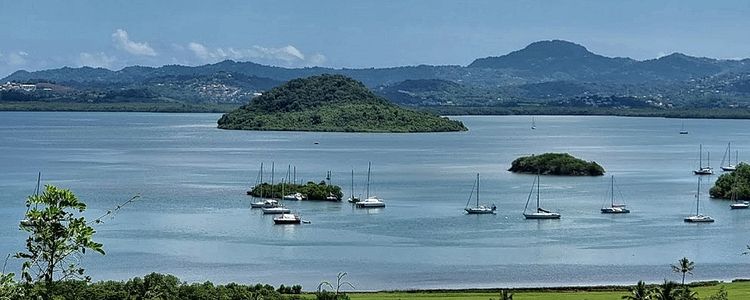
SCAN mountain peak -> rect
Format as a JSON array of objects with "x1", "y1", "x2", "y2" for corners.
[{"x1": 521, "y1": 40, "x2": 591, "y2": 56}]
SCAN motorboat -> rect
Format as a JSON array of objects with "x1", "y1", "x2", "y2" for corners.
[{"x1": 273, "y1": 213, "x2": 301, "y2": 224}]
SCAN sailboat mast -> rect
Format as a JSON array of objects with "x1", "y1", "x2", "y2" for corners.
[
  {"x1": 699, "y1": 144, "x2": 703, "y2": 168},
  {"x1": 536, "y1": 174, "x2": 541, "y2": 210},
  {"x1": 260, "y1": 163, "x2": 264, "y2": 199},
  {"x1": 351, "y1": 169, "x2": 355, "y2": 198},
  {"x1": 476, "y1": 173, "x2": 480, "y2": 207},
  {"x1": 696, "y1": 177, "x2": 701, "y2": 215},
  {"x1": 366, "y1": 162, "x2": 371, "y2": 198},
  {"x1": 729, "y1": 142, "x2": 732, "y2": 165},
  {"x1": 271, "y1": 162, "x2": 275, "y2": 198},
  {"x1": 611, "y1": 175, "x2": 615, "y2": 206}
]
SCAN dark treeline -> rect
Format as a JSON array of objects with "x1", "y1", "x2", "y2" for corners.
[{"x1": 249, "y1": 181, "x2": 343, "y2": 200}]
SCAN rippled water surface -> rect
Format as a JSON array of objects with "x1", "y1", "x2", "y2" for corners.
[{"x1": 1, "y1": 112, "x2": 749, "y2": 289}]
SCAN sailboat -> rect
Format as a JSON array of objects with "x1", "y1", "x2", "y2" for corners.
[
  {"x1": 273, "y1": 212, "x2": 302, "y2": 224},
  {"x1": 464, "y1": 173, "x2": 497, "y2": 214},
  {"x1": 600, "y1": 175, "x2": 630, "y2": 214},
  {"x1": 251, "y1": 163, "x2": 280, "y2": 208},
  {"x1": 523, "y1": 174, "x2": 560, "y2": 219},
  {"x1": 684, "y1": 177, "x2": 714, "y2": 223},
  {"x1": 355, "y1": 162, "x2": 386, "y2": 208},
  {"x1": 347, "y1": 169, "x2": 360, "y2": 203},
  {"x1": 729, "y1": 174, "x2": 749, "y2": 209},
  {"x1": 693, "y1": 144, "x2": 713, "y2": 175},
  {"x1": 531, "y1": 117, "x2": 537, "y2": 130},
  {"x1": 720, "y1": 142, "x2": 738, "y2": 172},
  {"x1": 679, "y1": 121, "x2": 688, "y2": 134}
]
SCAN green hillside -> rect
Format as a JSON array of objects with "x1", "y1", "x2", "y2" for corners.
[{"x1": 217, "y1": 74, "x2": 467, "y2": 132}]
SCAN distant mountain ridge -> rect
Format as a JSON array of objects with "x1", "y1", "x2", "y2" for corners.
[
  {"x1": 5, "y1": 40, "x2": 750, "y2": 113},
  {"x1": 6, "y1": 39, "x2": 750, "y2": 87}
]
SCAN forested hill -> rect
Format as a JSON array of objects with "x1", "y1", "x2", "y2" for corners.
[
  {"x1": 5, "y1": 40, "x2": 750, "y2": 114},
  {"x1": 216, "y1": 74, "x2": 467, "y2": 132}
]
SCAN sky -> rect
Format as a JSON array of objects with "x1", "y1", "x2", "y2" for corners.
[{"x1": 1, "y1": 0, "x2": 749, "y2": 77}]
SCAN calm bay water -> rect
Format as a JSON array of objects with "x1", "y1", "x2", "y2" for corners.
[{"x1": 1, "y1": 112, "x2": 750, "y2": 290}]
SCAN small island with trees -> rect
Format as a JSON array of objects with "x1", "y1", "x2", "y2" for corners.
[
  {"x1": 710, "y1": 163, "x2": 750, "y2": 199},
  {"x1": 248, "y1": 181, "x2": 344, "y2": 201},
  {"x1": 508, "y1": 153, "x2": 605, "y2": 176},
  {"x1": 217, "y1": 74, "x2": 467, "y2": 132}
]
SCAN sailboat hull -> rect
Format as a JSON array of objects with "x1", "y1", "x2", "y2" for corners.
[
  {"x1": 523, "y1": 212, "x2": 560, "y2": 219},
  {"x1": 684, "y1": 216, "x2": 714, "y2": 223},
  {"x1": 721, "y1": 166, "x2": 737, "y2": 172},
  {"x1": 601, "y1": 207, "x2": 630, "y2": 214},
  {"x1": 465, "y1": 207, "x2": 496, "y2": 214},
  {"x1": 730, "y1": 203, "x2": 749, "y2": 209}
]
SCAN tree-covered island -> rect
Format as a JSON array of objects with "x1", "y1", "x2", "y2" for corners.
[
  {"x1": 248, "y1": 181, "x2": 344, "y2": 201},
  {"x1": 217, "y1": 74, "x2": 467, "y2": 132},
  {"x1": 710, "y1": 163, "x2": 750, "y2": 199},
  {"x1": 508, "y1": 153, "x2": 605, "y2": 176}
]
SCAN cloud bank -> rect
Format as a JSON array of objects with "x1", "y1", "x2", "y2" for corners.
[
  {"x1": 78, "y1": 52, "x2": 117, "y2": 68},
  {"x1": 112, "y1": 29, "x2": 157, "y2": 56},
  {"x1": 187, "y1": 42, "x2": 326, "y2": 66}
]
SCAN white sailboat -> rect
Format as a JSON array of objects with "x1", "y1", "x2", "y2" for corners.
[
  {"x1": 729, "y1": 174, "x2": 749, "y2": 209},
  {"x1": 684, "y1": 177, "x2": 714, "y2": 223},
  {"x1": 464, "y1": 173, "x2": 497, "y2": 214},
  {"x1": 250, "y1": 163, "x2": 276, "y2": 208},
  {"x1": 531, "y1": 117, "x2": 537, "y2": 130},
  {"x1": 347, "y1": 169, "x2": 360, "y2": 203},
  {"x1": 600, "y1": 175, "x2": 630, "y2": 214},
  {"x1": 720, "y1": 142, "x2": 738, "y2": 172},
  {"x1": 273, "y1": 212, "x2": 301, "y2": 224},
  {"x1": 523, "y1": 174, "x2": 560, "y2": 219},
  {"x1": 679, "y1": 121, "x2": 688, "y2": 134},
  {"x1": 262, "y1": 206, "x2": 291, "y2": 214},
  {"x1": 355, "y1": 162, "x2": 385, "y2": 208},
  {"x1": 693, "y1": 144, "x2": 713, "y2": 175}
]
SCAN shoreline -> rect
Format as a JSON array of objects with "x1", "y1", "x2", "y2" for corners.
[{"x1": 4, "y1": 102, "x2": 750, "y2": 120}]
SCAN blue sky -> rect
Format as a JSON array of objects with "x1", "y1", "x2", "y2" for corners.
[{"x1": 1, "y1": 0, "x2": 749, "y2": 77}]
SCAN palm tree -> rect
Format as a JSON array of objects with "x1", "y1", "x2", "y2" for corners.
[
  {"x1": 652, "y1": 280, "x2": 678, "y2": 300},
  {"x1": 622, "y1": 280, "x2": 650, "y2": 300},
  {"x1": 671, "y1": 257, "x2": 695, "y2": 285}
]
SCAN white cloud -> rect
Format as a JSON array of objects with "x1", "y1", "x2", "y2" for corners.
[
  {"x1": 78, "y1": 52, "x2": 116, "y2": 68},
  {"x1": 186, "y1": 42, "x2": 326, "y2": 66},
  {"x1": 112, "y1": 29, "x2": 157, "y2": 56},
  {"x1": 3, "y1": 51, "x2": 29, "y2": 66}
]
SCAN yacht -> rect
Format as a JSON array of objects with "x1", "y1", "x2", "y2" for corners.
[
  {"x1": 720, "y1": 142, "x2": 738, "y2": 172},
  {"x1": 262, "y1": 206, "x2": 291, "y2": 214},
  {"x1": 355, "y1": 162, "x2": 385, "y2": 208},
  {"x1": 693, "y1": 144, "x2": 713, "y2": 175},
  {"x1": 273, "y1": 212, "x2": 301, "y2": 224},
  {"x1": 684, "y1": 177, "x2": 714, "y2": 223},
  {"x1": 355, "y1": 196, "x2": 386, "y2": 208},
  {"x1": 600, "y1": 176, "x2": 630, "y2": 214},
  {"x1": 464, "y1": 173, "x2": 497, "y2": 214},
  {"x1": 251, "y1": 199, "x2": 278, "y2": 209},
  {"x1": 283, "y1": 192, "x2": 304, "y2": 201},
  {"x1": 523, "y1": 174, "x2": 561, "y2": 219}
]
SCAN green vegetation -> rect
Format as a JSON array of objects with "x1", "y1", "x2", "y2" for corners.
[
  {"x1": 337, "y1": 281, "x2": 748, "y2": 300},
  {"x1": 710, "y1": 163, "x2": 750, "y2": 199},
  {"x1": 509, "y1": 153, "x2": 605, "y2": 176},
  {"x1": 0, "y1": 101, "x2": 239, "y2": 113},
  {"x1": 217, "y1": 74, "x2": 467, "y2": 132},
  {"x1": 0, "y1": 273, "x2": 302, "y2": 300},
  {"x1": 250, "y1": 181, "x2": 343, "y2": 200}
]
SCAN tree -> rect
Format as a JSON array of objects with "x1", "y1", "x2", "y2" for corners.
[
  {"x1": 15, "y1": 185, "x2": 105, "y2": 288},
  {"x1": 652, "y1": 280, "x2": 679, "y2": 300},
  {"x1": 674, "y1": 286, "x2": 698, "y2": 300},
  {"x1": 706, "y1": 286, "x2": 729, "y2": 300},
  {"x1": 622, "y1": 280, "x2": 650, "y2": 300},
  {"x1": 317, "y1": 272, "x2": 354, "y2": 299},
  {"x1": 671, "y1": 257, "x2": 695, "y2": 285}
]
